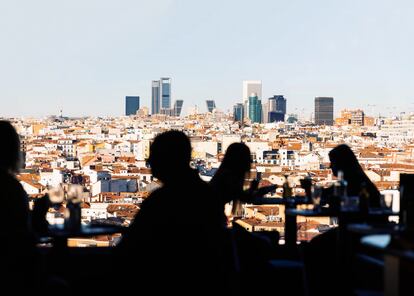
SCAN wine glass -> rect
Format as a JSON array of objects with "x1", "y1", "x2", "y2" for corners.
[
  {"x1": 311, "y1": 185, "x2": 322, "y2": 212},
  {"x1": 48, "y1": 186, "x2": 64, "y2": 206}
]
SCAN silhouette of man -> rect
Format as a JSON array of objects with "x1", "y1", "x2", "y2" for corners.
[
  {"x1": 116, "y1": 130, "x2": 226, "y2": 294},
  {"x1": 0, "y1": 121, "x2": 38, "y2": 292}
]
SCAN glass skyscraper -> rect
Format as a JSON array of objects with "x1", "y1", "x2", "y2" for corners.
[
  {"x1": 161, "y1": 77, "x2": 171, "y2": 110},
  {"x1": 248, "y1": 93, "x2": 262, "y2": 123},
  {"x1": 174, "y1": 100, "x2": 184, "y2": 117},
  {"x1": 233, "y1": 103, "x2": 244, "y2": 122},
  {"x1": 315, "y1": 97, "x2": 334, "y2": 125},
  {"x1": 151, "y1": 80, "x2": 161, "y2": 114},
  {"x1": 268, "y1": 95, "x2": 287, "y2": 122},
  {"x1": 125, "y1": 96, "x2": 140, "y2": 116},
  {"x1": 206, "y1": 100, "x2": 216, "y2": 113}
]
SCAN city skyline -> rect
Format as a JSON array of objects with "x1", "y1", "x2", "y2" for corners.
[{"x1": 1, "y1": 0, "x2": 414, "y2": 117}]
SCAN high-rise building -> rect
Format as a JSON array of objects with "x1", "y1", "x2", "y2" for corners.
[
  {"x1": 160, "y1": 77, "x2": 171, "y2": 110},
  {"x1": 268, "y1": 111, "x2": 285, "y2": 122},
  {"x1": 248, "y1": 93, "x2": 262, "y2": 123},
  {"x1": 151, "y1": 80, "x2": 161, "y2": 114},
  {"x1": 125, "y1": 96, "x2": 140, "y2": 116},
  {"x1": 233, "y1": 103, "x2": 244, "y2": 122},
  {"x1": 268, "y1": 95, "x2": 287, "y2": 122},
  {"x1": 314, "y1": 97, "x2": 334, "y2": 125},
  {"x1": 174, "y1": 100, "x2": 184, "y2": 117},
  {"x1": 206, "y1": 100, "x2": 216, "y2": 113},
  {"x1": 243, "y1": 80, "x2": 262, "y2": 119}
]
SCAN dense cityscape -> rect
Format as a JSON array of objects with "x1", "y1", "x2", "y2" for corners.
[{"x1": 3, "y1": 79, "x2": 411, "y2": 247}]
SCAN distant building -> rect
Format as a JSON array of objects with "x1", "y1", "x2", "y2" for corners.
[
  {"x1": 174, "y1": 100, "x2": 184, "y2": 117},
  {"x1": 125, "y1": 96, "x2": 140, "y2": 116},
  {"x1": 233, "y1": 103, "x2": 244, "y2": 122},
  {"x1": 268, "y1": 95, "x2": 286, "y2": 122},
  {"x1": 336, "y1": 109, "x2": 365, "y2": 126},
  {"x1": 160, "y1": 77, "x2": 171, "y2": 110},
  {"x1": 151, "y1": 80, "x2": 161, "y2": 114},
  {"x1": 206, "y1": 100, "x2": 216, "y2": 113},
  {"x1": 249, "y1": 93, "x2": 262, "y2": 123},
  {"x1": 268, "y1": 111, "x2": 285, "y2": 122},
  {"x1": 152, "y1": 77, "x2": 171, "y2": 114},
  {"x1": 243, "y1": 80, "x2": 262, "y2": 119},
  {"x1": 314, "y1": 97, "x2": 334, "y2": 125}
]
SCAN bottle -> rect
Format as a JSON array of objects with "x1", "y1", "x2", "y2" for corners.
[
  {"x1": 282, "y1": 175, "x2": 292, "y2": 199},
  {"x1": 336, "y1": 171, "x2": 349, "y2": 210},
  {"x1": 331, "y1": 171, "x2": 346, "y2": 213},
  {"x1": 64, "y1": 187, "x2": 82, "y2": 231}
]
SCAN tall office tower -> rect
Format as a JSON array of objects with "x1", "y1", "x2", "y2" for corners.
[
  {"x1": 160, "y1": 77, "x2": 171, "y2": 110},
  {"x1": 268, "y1": 111, "x2": 285, "y2": 122},
  {"x1": 174, "y1": 100, "x2": 184, "y2": 117},
  {"x1": 206, "y1": 100, "x2": 216, "y2": 113},
  {"x1": 248, "y1": 93, "x2": 262, "y2": 123},
  {"x1": 268, "y1": 95, "x2": 287, "y2": 122},
  {"x1": 314, "y1": 97, "x2": 334, "y2": 125},
  {"x1": 243, "y1": 80, "x2": 262, "y2": 119},
  {"x1": 152, "y1": 80, "x2": 161, "y2": 114},
  {"x1": 262, "y1": 102, "x2": 269, "y2": 123},
  {"x1": 125, "y1": 96, "x2": 140, "y2": 116},
  {"x1": 233, "y1": 103, "x2": 244, "y2": 122}
]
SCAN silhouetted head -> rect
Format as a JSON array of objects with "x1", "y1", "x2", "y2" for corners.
[
  {"x1": 0, "y1": 121, "x2": 21, "y2": 173},
  {"x1": 148, "y1": 130, "x2": 192, "y2": 183},
  {"x1": 329, "y1": 144, "x2": 361, "y2": 178},
  {"x1": 221, "y1": 143, "x2": 251, "y2": 178}
]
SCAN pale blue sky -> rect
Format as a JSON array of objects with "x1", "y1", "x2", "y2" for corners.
[{"x1": 1, "y1": 0, "x2": 413, "y2": 117}]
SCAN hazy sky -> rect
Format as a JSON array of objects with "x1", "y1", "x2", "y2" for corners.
[{"x1": 1, "y1": 0, "x2": 413, "y2": 118}]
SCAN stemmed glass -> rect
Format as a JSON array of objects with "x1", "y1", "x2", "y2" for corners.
[
  {"x1": 48, "y1": 186, "x2": 64, "y2": 209},
  {"x1": 311, "y1": 185, "x2": 322, "y2": 212}
]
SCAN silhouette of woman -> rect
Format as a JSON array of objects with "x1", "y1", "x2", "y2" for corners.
[
  {"x1": 328, "y1": 144, "x2": 381, "y2": 206},
  {"x1": 305, "y1": 144, "x2": 382, "y2": 296},
  {"x1": 210, "y1": 142, "x2": 254, "y2": 223},
  {"x1": 0, "y1": 121, "x2": 38, "y2": 292},
  {"x1": 210, "y1": 142, "x2": 276, "y2": 295}
]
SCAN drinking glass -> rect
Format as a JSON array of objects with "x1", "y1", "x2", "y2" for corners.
[
  {"x1": 67, "y1": 184, "x2": 83, "y2": 203},
  {"x1": 311, "y1": 185, "x2": 322, "y2": 212},
  {"x1": 381, "y1": 193, "x2": 393, "y2": 210},
  {"x1": 48, "y1": 186, "x2": 64, "y2": 205}
]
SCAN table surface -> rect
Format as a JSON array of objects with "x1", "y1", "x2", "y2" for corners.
[
  {"x1": 46, "y1": 223, "x2": 127, "y2": 238},
  {"x1": 286, "y1": 208, "x2": 399, "y2": 217}
]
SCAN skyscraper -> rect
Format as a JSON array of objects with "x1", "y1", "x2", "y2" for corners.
[
  {"x1": 151, "y1": 80, "x2": 161, "y2": 114},
  {"x1": 248, "y1": 93, "x2": 262, "y2": 123},
  {"x1": 125, "y1": 96, "x2": 140, "y2": 116},
  {"x1": 160, "y1": 77, "x2": 171, "y2": 110},
  {"x1": 314, "y1": 97, "x2": 334, "y2": 125},
  {"x1": 268, "y1": 95, "x2": 287, "y2": 122},
  {"x1": 174, "y1": 100, "x2": 184, "y2": 117},
  {"x1": 233, "y1": 103, "x2": 244, "y2": 122},
  {"x1": 206, "y1": 100, "x2": 216, "y2": 113},
  {"x1": 243, "y1": 80, "x2": 262, "y2": 119}
]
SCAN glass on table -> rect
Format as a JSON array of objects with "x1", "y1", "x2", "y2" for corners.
[
  {"x1": 67, "y1": 184, "x2": 84, "y2": 202},
  {"x1": 311, "y1": 185, "x2": 322, "y2": 212},
  {"x1": 48, "y1": 185, "x2": 64, "y2": 205},
  {"x1": 380, "y1": 193, "x2": 393, "y2": 210}
]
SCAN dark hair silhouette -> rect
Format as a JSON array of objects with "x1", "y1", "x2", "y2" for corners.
[
  {"x1": 0, "y1": 121, "x2": 21, "y2": 172},
  {"x1": 148, "y1": 130, "x2": 192, "y2": 183},
  {"x1": 329, "y1": 144, "x2": 380, "y2": 204},
  {"x1": 220, "y1": 143, "x2": 251, "y2": 180}
]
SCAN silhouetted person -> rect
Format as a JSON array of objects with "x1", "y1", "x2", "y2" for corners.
[
  {"x1": 305, "y1": 144, "x2": 382, "y2": 296},
  {"x1": 0, "y1": 121, "x2": 38, "y2": 292},
  {"x1": 328, "y1": 144, "x2": 381, "y2": 206},
  {"x1": 116, "y1": 131, "x2": 227, "y2": 295},
  {"x1": 210, "y1": 143, "x2": 276, "y2": 295},
  {"x1": 210, "y1": 142, "x2": 254, "y2": 223}
]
